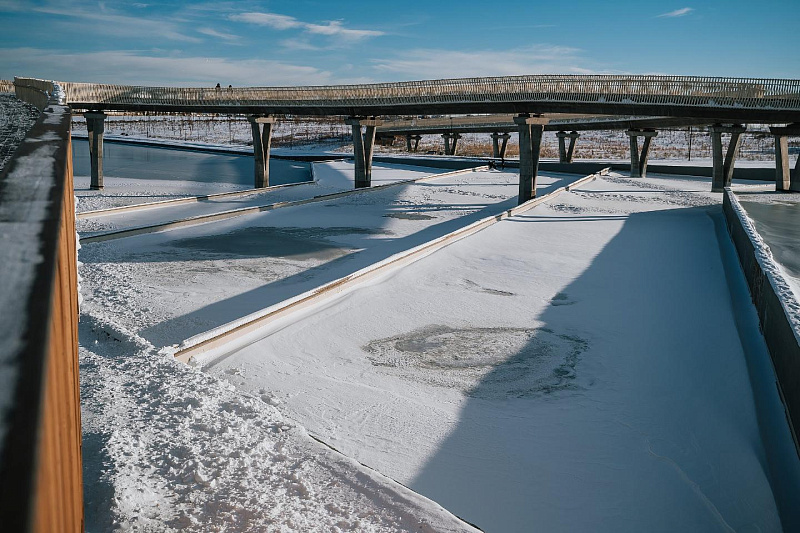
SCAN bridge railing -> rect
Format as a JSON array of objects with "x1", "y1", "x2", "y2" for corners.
[
  {"x1": 57, "y1": 75, "x2": 800, "y2": 111},
  {"x1": 0, "y1": 80, "x2": 13, "y2": 93},
  {"x1": 0, "y1": 93, "x2": 83, "y2": 532},
  {"x1": 14, "y1": 77, "x2": 57, "y2": 111}
]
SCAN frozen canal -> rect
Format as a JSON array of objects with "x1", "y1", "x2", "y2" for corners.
[
  {"x1": 76, "y1": 155, "x2": 798, "y2": 530},
  {"x1": 72, "y1": 138, "x2": 311, "y2": 187},
  {"x1": 197, "y1": 174, "x2": 792, "y2": 532}
]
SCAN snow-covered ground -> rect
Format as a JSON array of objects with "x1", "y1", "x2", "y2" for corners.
[
  {"x1": 192, "y1": 173, "x2": 793, "y2": 531},
  {"x1": 78, "y1": 160, "x2": 517, "y2": 532},
  {"x1": 78, "y1": 162, "x2": 575, "y2": 350},
  {"x1": 73, "y1": 133, "x2": 799, "y2": 531},
  {"x1": 80, "y1": 315, "x2": 476, "y2": 533}
]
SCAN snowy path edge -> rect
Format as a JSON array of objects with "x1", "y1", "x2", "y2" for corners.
[{"x1": 77, "y1": 179, "x2": 316, "y2": 219}]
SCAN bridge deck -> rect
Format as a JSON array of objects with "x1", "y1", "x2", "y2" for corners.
[{"x1": 34, "y1": 75, "x2": 800, "y2": 122}]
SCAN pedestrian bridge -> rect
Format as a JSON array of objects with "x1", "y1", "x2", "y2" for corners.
[
  {"x1": 54, "y1": 75, "x2": 800, "y2": 122},
  {"x1": 12, "y1": 75, "x2": 799, "y2": 202}
]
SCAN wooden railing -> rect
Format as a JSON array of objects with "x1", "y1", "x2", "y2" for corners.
[
  {"x1": 0, "y1": 93, "x2": 83, "y2": 531},
  {"x1": 0, "y1": 79, "x2": 14, "y2": 93}
]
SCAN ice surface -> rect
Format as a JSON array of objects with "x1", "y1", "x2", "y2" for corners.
[{"x1": 201, "y1": 174, "x2": 787, "y2": 531}]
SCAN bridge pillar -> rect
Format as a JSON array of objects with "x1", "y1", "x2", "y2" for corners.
[
  {"x1": 248, "y1": 115, "x2": 275, "y2": 188},
  {"x1": 709, "y1": 124, "x2": 746, "y2": 192},
  {"x1": 442, "y1": 133, "x2": 462, "y2": 155},
  {"x1": 769, "y1": 124, "x2": 800, "y2": 192},
  {"x1": 491, "y1": 133, "x2": 510, "y2": 159},
  {"x1": 85, "y1": 112, "x2": 107, "y2": 190},
  {"x1": 557, "y1": 131, "x2": 580, "y2": 163},
  {"x1": 411, "y1": 135, "x2": 422, "y2": 152},
  {"x1": 625, "y1": 129, "x2": 658, "y2": 178},
  {"x1": 514, "y1": 114, "x2": 548, "y2": 204},
  {"x1": 450, "y1": 133, "x2": 461, "y2": 155},
  {"x1": 406, "y1": 134, "x2": 413, "y2": 152},
  {"x1": 346, "y1": 117, "x2": 382, "y2": 188}
]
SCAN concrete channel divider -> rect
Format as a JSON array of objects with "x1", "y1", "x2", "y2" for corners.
[
  {"x1": 77, "y1": 179, "x2": 317, "y2": 220},
  {"x1": 80, "y1": 165, "x2": 490, "y2": 244},
  {"x1": 169, "y1": 168, "x2": 608, "y2": 365},
  {"x1": 723, "y1": 188, "x2": 800, "y2": 453}
]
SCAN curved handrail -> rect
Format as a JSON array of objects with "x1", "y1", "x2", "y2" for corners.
[{"x1": 53, "y1": 75, "x2": 800, "y2": 111}]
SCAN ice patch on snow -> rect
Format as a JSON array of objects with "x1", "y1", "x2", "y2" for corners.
[{"x1": 364, "y1": 325, "x2": 587, "y2": 399}]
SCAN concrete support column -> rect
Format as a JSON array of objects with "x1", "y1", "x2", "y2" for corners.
[
  {"x1": 490, "y1": 133, "x2": 510, "y2": 159},
  {"x1": 514, "y1": 114, "x2": 548, "y2": 204},
  {"x1": 248, "y1": 115, "x2": 275, "y2": 188},
  {"x1": 556, "y1": 131, "x2": 581, "y2": 163},
  {"x1": 499, "y1": 133, "x2": 510, "y2": 159},
  {"x1": 770, "y1": 124, "x2": 800, "y2": 192},
  {"x1": 566, "y1": 131, "x2": 579, "y2": 163},
  {"x1": 346, "y1": 117, "x2": 382, "y2": 188},
  {"x1": 557, "y1": 131, "x2": 568, "y2": 163},
  {"x1": 85, "y1": 112, "x2": 107, "y2": 190},
  {"x1": 625, "y1": 129, "x2": 658, "y2": 178},
  {"x1": 405, "y1": 134, "x2": 413, "y2": 152},
  {"x1": 450, "y1": 133, "x2": 461, "y2": 155},
  {"x1": 411, "y1": 135, "x2": 421, "y2": 152},
  {"x1": 441, "y1": 133, "x2": 462, "y2": 155},
  {"x1": 709, "y1": 124, "x2": 746, "y2": 192}
]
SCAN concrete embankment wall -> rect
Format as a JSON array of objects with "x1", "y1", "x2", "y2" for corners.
[
  {"x1": 631, "y1": 163, "x2": 774, "y2": 181},
  {"x1": 723, "y1": 189, "x2": 800, "y2": 451}
]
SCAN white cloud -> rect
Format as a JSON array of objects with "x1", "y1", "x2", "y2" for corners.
[
  {"x1": 304, "y1": 21, "x2": 383, "y2": 40},
  {"x1": 0, "y1": 48, "x2": 334, "y2": 86},
  {"x1": 230, "y1": 11, "x2": 384, "y2": 44},
  {"x1": 657, "y1": 7, "x2": 694, "y2": 18},
  {"x1": 371, "y1": 46, "x2": 597, "y2": 80},
  {"x1": 34, "y1": 5, "x2": 201, "y2": 42},
  {"x1": 230, "y1": 12, "x2": 301, "y2": 30},
  {"x1": 197, "y1": 27, "x2": 240, "y2": 43}
]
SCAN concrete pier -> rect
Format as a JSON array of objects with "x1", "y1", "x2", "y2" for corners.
[
  {"x1": 347, "y1": 117, "x2": 382, "y2": 188},
  {"x1": 556, "y1": 131, "x2": 580, "y2": 163},
  {"x1": 709, "y1": 124, "x2": 746, "y2": 192},
  {"x1": 85, "y1": 111, "x2": 107, "y2": 190},
  {"x1": 405, "y1": 134, "x2": 422, "y2": 152},
  {"x1": 491, "y1": 132, "x2": 510, "y2": 159},
  {"x1": 625, "y1": 129, "x2": 658, "y2": 178},
  {"x1": 441, "y1": 133, "x2": 462, "y2": 156},
  {"x1": 248, "y1": 115, "x2": 275, "y2": 188},
  {"x1": 514, "y1": 114, "x2": 548, "y2": 204},
  {"x1": 770, "y1": 124, "x2": 800, "y2": 192}
]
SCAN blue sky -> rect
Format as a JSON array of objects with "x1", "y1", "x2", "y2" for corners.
[{"x1": 1, "y1": 0, "x2": 798, "y2": 86}]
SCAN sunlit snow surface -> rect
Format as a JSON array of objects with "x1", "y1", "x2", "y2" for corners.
[
  {"x1": 201, "y1": 174, "x2": 785, "y2": 531},
  {"x1": 79, "y1": 154, "x2": 793, "y2": 531}
]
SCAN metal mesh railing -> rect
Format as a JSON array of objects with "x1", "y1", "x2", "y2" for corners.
[{"x1": 52, "y1": 75, "x2": 800, "y2": 112}]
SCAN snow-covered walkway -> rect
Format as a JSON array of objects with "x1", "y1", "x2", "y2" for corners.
[{"x1": 196, "y1": 174, "x2": 787, "y2": 531}]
